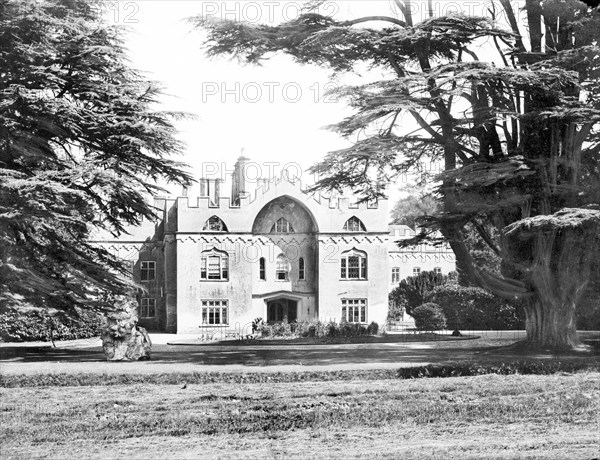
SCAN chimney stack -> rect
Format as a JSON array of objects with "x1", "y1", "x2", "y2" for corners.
[{"x1": 232, "y1": 153, "x2": 250, "y2": 205}]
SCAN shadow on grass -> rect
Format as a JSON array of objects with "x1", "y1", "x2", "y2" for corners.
[{"x1": 1, "y1": 332, "x2": 597, "y2": 367}]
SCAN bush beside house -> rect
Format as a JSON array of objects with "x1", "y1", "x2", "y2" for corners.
[
  {"x1": 412, "y1": 303, "x2": 446, "y2": 331},
  {"x1": 425, "y1": 284, "x2": 522, "y2": 331}
]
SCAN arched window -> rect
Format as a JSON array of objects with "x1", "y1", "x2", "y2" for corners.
[
  {"x1": 298, "y1": 257, "x2": 305, "y2": 280},
  {"x1": 343, "y1": 216, "x2": 366, "y2": 232},
  {"x1": 203, "y1": 216, "x2": 228, "y2": 232},
  {"x1": 200, "y1": 249, "x2": 229, "y2": 280},
  {"x1": 271, "y1": 217, "x2": 294, "y2": 233},
  {"x1": 340, "y1": 249, "x2": 367, "y2": 280},
  {"x1": 275, "y1": 254, "x2": 290, "y2": 280},
  {"x1": 259, "y1": 257, "x2": 266, "y2": 280}
]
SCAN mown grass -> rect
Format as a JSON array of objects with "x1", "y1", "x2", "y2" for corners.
[
  {"x1": 1, "y1": 359, "x2": 598, "y2": 388},
  {"x1": 1, "y1": 372, "x2": 598, "y2": 459}
]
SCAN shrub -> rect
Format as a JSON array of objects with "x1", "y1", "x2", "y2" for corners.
[
  {"x1": 412, "y1": 303, "x2": 446, "y2": 331},
  {"x1": 339, "y1": 322, "x2": 368, "y2": 337},
  {"x1": 294, "y1": 319, "x2": 328, "y2": 338},
  {"x1": 425, "y1": 284, "x2": 522, "y2": 330},
  {"x1": 260, "y1": 321, "x2": 293, "y2": 338},
  {"x1": 367, "y1": 321, "x2": 379, "y2": 335},
  {"x1": 387, "y1": 297, "x2": 407, "y2": 322},
  {"x1": 0, "y1": 308, "x2": 106, "y2": 342},
  {"x1": 389, "y1": 270, "x2": 449, "y2": 316},
  {"x1": 256, "y1": 320, "x2": 379, "y2": 339},
  {"x1": 326, "y1": 322, "x2": 340, "y2": 337},
  {"x1": 251, "y1": 318, "x2": 265, "y2": 334}
]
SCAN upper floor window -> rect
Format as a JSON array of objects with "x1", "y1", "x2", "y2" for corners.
[
  {"x1": 201, "y1": 299, "x2": 228, "y2": 325},
  {"x1": 275, "y1": 254, "x2": 290, "y2": 280},
  {"x1": 299, "y1": 257, "x2": 305, "y2": 280},
  {"x1": 340, "y1": 249, "x2": 367, "y2": 280},
  {"x1": 203, "y1": 216, "x2": 228, "y2": 232},
  {"x1": 343, "y1": 216, "x2": 366, "y2": 232},
  {"x1": 140, "y1": 261, "x2": 156, "y2": 281},
  {"x1": 413, "y1": 267, "x2": 421, "y2": 276},
  {"x1": 140, "y1": 298, "x2": 156, "y2": 317},
  {"x1": 271, "y1": 217, "x2": 294, "y2": 233},
  {"x1": 259, "y1": 257, "x2": 266, "y2": 281},
  {"x1": 391, "y1": 267, "x2": 400, "y2": 283},
  {"x1": 200, "y1": 249, "x2": 229, "y2": 281},
  {"x1": 342, "y1": 298, "x2": 366, "y2": 323},
  {"x1": 121, "y1": 260, "x2": 134, "y2": 279}
]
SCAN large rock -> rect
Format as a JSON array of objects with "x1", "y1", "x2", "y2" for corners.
[{"x1": 101, "y1": 297, "x2": 152, "y2": 361}]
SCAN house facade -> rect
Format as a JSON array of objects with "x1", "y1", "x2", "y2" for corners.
[{"x1": 95, "y1": 156, "x2": 456, "y2": 334}]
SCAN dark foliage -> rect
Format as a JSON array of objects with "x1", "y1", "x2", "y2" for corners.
[
  {"x1": 412, "y1": 303, "x2": 447, "y2": 331},
  {"x1": 389, "y1": 270, "x2": 449, "y2": 315},
  {"x1": 0, "y1": 0, "x2": 192, "y2": 316},
  {"x1": 0, "y1": 308, "x2": 105, "y2": 342},
  {"x1": 425, "y1": 284, "x2": 523, "y2": 330}
]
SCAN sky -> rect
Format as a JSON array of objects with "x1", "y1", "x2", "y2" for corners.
[{"x1": 110, "y1": 0, "x2": 522, "y2": 205}]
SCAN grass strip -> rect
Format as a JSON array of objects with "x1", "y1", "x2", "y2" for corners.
[{"x1": 2, "y1": 360, "x2": 598, "y2": 388}]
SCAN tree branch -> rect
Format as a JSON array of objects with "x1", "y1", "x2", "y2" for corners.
[{"x1": 343, "y1": 16, "x2": 406, "y2": 27}]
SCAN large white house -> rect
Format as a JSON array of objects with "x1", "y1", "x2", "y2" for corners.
[{"x1": 94, "y1": 156, "x2": 455, "y2": 334}]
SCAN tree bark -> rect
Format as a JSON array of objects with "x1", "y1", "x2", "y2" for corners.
[
  {"x1": 523, "y1": 297, "x2": 578, "y2": 349},
  {"x1": 504, "y1": 208, "x2": 600, "y2": 350}
]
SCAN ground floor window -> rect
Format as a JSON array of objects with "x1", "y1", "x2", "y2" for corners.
[
  {"x1": 341, "y1": 298, "x2": 366, "y2": 323},
  {"x1": 201, "y1": 299, "x2": 228, "y2": 325},
  {"x1": 413, "y1": 267, "x2": 421, "y2": 276},
  {"x1": 140, "y1": 298, "x2": 156, "y2": 318}
]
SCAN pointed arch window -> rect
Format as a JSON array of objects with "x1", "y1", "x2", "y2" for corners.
[
  {"x1": 275, "y1": 254, "x2": 290, "y2": 280},
  {"x1": 271, "y1": 217, "x2": 294, "y2": 233},
  {"x1": 298, "y1": 257, "x2": 305, "y2": 280},
  {"x1": 200, "y1": 249, "x2": 229, "y2": 281},
  {"x1": 343, "y1": 216, "x2": 366, "y2": 232},
  {"x1": 203, "y1": 216, "x2": 228, "y2": 232}
]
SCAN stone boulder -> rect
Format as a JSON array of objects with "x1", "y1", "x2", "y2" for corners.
[{"x1": 101, "y1": 297, "x2": 152, "y2": 361}]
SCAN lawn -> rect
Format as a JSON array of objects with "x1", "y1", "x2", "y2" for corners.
[{"x1": 1, "y1": 371, "x2": 598, "y2": 459}]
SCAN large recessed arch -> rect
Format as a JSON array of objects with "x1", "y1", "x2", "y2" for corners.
[{"x1": 252, "y1": 195, "x2": 319, "y2": 234}]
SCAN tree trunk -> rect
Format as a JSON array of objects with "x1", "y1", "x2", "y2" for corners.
[
  {"x1": 504, "y1": 208, "x2": 600, "y2": 350},
  {"x1": 523, "y1": 296, "x2": 578, "y2": 349}
]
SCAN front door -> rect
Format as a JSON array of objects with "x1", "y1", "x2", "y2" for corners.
[{"x1": 267, "y1": 299, "x2": 297, "y2": 323}]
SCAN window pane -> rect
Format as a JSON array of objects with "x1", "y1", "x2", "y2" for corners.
[
  {"x1": 348, "y1": 256, "x2": 359, "y2": 278},
  {"x1": 222, "y1": 308, "x2": 227, "y2": 325},
  {"x1": 200, "y1": 258, "x2": 207, "y2": 279},
  {"x1": 208, "y1": 257, "x2": 220, "y2": 279}
]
